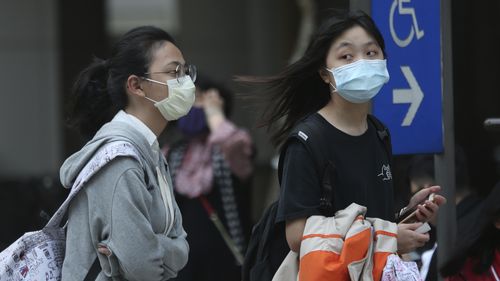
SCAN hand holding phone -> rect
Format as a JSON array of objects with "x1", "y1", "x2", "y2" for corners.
[
  {"x1": 415, "y1": 222, "x2": 431, "y2": 234},
  {"x1": 398, "y1": 193, "x2": 436, "y2": 224}
]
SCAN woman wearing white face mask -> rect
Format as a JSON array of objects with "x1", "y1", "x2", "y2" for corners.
[
  {"x1": 60, "y1": 26, "x2": 194, "y2": 280},
  {"x1": 241, "y1": 11, "x2": 447, "y2": 268}
]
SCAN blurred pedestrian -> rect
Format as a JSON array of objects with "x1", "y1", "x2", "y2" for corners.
[
  {"x1": 164, "y1": 75, "x2": 254, "y2": 281},
  {"x1": 60, "y1": 26, "x2": 195, "y2": 280},
  {"x1": 441, "y1": 182, "x2": 500, "y2": 281},
  {"x1": 406, "y1": 147, "x2": 483, "y2": 281}
]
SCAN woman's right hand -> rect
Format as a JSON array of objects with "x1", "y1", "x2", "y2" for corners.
[
  {"x1": 201, "y1": 89, "x2": 226, "y2": 131},
  {"x1": 397, "y1": 223, "x2": 430, "y2": 254}
]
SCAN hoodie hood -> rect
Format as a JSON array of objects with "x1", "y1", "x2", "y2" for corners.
[{"x1": 60, "y1": 121, "x2": 159, "y2": 189}]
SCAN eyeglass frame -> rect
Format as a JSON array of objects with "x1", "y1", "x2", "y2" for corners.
[{"x1": 144, "y1": 63, "x2": 197, "y2": 84}]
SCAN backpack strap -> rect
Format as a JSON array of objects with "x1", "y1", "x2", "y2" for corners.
[
  {"x1": 278, "y1": 115, "x2": 335, "y2": 216},
  {"x1": 367, "y1": 114, "x2": 393, "y2": 162},
  {"x1": 255, "y1": 202, "x2": 280, "y2": 262},
  {"x1": 46, "y1": 142, "x2": 143, "y2": 229},
  {"x1": 84, "y1": 257, "x2": 101, "y2": 281}
]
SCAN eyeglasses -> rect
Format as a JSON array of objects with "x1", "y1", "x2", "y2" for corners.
[{"x1": 145, "y1": 63, "x2": 197, "y2": 83}]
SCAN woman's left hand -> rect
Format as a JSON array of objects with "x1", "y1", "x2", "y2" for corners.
[
  {"x1": 97, "y1": 244, "x2": 112, "y2": 257},
  {"x1": 407, "y1": 185, "x2": 447, "y2": 224}
]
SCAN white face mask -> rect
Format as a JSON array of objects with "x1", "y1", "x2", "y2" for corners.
[
  {"x1": 326, "y1": 59, "x2": 390, "y2": 104},
  {"x1": 143, "y1": 76, "x2": 196, "y2": 121}
]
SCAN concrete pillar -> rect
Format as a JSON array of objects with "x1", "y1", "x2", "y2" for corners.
[{"x1": 0, "y1": 0, "x2": 61, "y2": 178}]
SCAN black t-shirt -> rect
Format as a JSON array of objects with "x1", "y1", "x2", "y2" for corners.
[{"x1": 276, "y1": 113, "x2": 394, "y2": 222}]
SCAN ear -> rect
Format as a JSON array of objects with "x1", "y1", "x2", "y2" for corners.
[
  {"x1": 126, "y1": 75, "x2": 145, "y2": 97},
  {"x1": 318, "y1": 68, "x2": 333, "y2": 86}
]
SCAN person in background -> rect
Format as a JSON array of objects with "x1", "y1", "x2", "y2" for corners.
[
  {"x1": 406, "y1": 147, "x2": 483, "y2": 281},
  {"x1": 60, "y1": 26, "x2": 194, "y2": 280},
  {"x1": 164, "y1": 74, "x2": 254, "y2": 281},
  {"x1": 441, "y1": 182, "x2": 500, "y2": 281}
]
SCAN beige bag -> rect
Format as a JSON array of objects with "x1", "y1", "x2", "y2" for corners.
[
  {"x1": 272, "y1": 203, "x2": 399, "y2": 281},
  {"x1": 272, "y1": 251, "x2": 299, "y2": 281}
]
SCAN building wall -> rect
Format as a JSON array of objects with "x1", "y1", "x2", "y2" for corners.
[{"x1": 0, "y1": 0, "x2": 61, "y2": 178}]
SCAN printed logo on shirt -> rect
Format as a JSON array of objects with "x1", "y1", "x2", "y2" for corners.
[{"x1": 377, "y1": 164, "x2": 392, "y2": 181}]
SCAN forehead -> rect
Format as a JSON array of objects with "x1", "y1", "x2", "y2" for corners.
[
  {"x1": 148, "y1": 41, "x2": 185, "y2": 71},
  {"x1": 331, "y1": 25, "x2": 379, "y2": 50}
]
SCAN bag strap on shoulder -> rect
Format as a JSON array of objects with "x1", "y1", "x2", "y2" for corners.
[
  {"x1": 278, "y1": 115, "x2": 335, "y2": 216},
  {"x1": 46, "y1": 142, "x2": 142, "y2": 229},
  {"x1": 84, "y1": 257, "x2": 101, "y2": 281},
  {"x1": 367, "y1": 114, "x2": 393, "y2": 162}
]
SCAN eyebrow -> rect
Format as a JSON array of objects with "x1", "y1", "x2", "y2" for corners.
[
  {"x1": 162, "y1": 61, "x2": 181, "y2": 69},
  {"x1": 335, "y1": 41, "x2": 378, "y2": 50},
  {"x1": 160, "y1": 61, "x2": 184, "y2": 71}
]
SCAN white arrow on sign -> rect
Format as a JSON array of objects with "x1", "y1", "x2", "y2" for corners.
[{"x1": 393, "y1": 66, "x2": 424, "y2": 126}]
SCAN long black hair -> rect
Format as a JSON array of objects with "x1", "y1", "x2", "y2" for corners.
[
  {"x1": 238, "y1": 10, "x2": 386, "y2": 146},
  {"x1": 68, "y1": 26, "x2": 176, "y2": 139},
  {"x1": 441, "y1": 183, "x2": 500, "y2": 276}
]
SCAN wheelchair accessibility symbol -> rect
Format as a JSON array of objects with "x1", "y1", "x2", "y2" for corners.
[{"x1": 390, "y1": 0, "x2": 424, "y2": 47}]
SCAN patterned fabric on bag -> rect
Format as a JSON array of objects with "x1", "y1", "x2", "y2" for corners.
[
  {"x1": 0, "y1": 143, "x2": 141, "y2": 281},
  {"x1": 381, "y1": 254, "x2": 422, "y2": 281},
  {"x1": 0, "y1": 228, "x2": 65, "y2": 281}
]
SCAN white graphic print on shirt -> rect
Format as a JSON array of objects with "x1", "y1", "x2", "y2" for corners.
[{"x1": 378, "y1": 164, "x2": 392, "y2": 181}]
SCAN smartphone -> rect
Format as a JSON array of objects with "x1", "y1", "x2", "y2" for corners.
[
  {"x1": 415, "y1": 222, "x2": 431, "y2": 234},
  {"x1": 484, "y1": 118, "x2": 500, "y2": 131},
  {"x1": 397, "y1": 193, "x2": 436, "y2": 224}
]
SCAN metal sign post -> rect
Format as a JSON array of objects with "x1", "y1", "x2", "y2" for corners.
[{"x1": 435, "y1": 0, "x2": 457, "y2": 273}]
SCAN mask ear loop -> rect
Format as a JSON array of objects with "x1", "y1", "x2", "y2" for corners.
[
  {"x1": 324, "y1": 67, "x2": 338, "y2": 94},
  {"x1": 140, "y1": 77, "x2": 168, "y2": 103},
  {"x1": 143, "y1": 95, "x2": 158, "y2": 103},
  {"x1": 329, "y1": 82, "x2": 338, "y2": 93}
]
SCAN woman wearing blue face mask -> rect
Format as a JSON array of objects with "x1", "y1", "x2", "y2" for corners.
[
  {"x1": 162, "y1": 75, "x2": 254, "y2": 281},
  {"x1": 60, "y1": 26, "x2": 195, "y2": 280},
  {"x1": 241, "y1": 10, "x2": 446, "y2": 261}
]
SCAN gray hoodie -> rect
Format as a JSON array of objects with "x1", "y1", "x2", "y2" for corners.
[{"x1": 59, "y1": 120, "x2": 188, "y2": 281}]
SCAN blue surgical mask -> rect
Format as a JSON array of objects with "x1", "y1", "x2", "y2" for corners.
[
  {"x1": 326, "y1": 59, "x2": 390, "y2": 104},
  {"x1": 177, "y1": 107, "x2": 208, "y2": 137}
]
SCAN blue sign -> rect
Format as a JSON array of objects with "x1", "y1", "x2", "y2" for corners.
[{"x1": 372, "y1": 0, "x2": 443, "y2": 155}]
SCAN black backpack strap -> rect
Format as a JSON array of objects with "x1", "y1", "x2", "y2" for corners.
[
  {"x1": 84, "y1": 257, "x2": 101, "y2": 281},
  {"x1": 367, "y1": 114, "x2": 393, "y2": 162},
  {"x1": 277, "y1": 115, "x2": 335, "y2": 216},
  {"x1": 242, "y1": 201, "x2": 288, "y2": 281},
  {"x1": 255, "y1": 204, "x2": 276, "y2": 259}
]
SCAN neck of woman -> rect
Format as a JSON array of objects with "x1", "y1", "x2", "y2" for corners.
[
  {"x1": 125, "y1": 106, "x2": 167, "y2": 137},
  {"x1": 318, "y1": 94, "x2": 371, "y2": 136}
]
